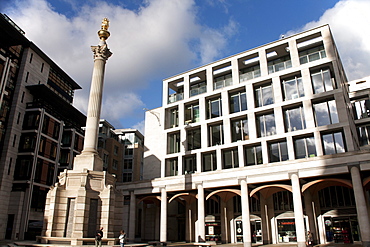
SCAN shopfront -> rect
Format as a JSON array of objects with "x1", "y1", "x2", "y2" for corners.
[
  {"x1": 277, "y1": 219, "x2": 297, "y2": 243},
  {"x1": 324, "y1": 216, "x2": 360, "y2": 243}
]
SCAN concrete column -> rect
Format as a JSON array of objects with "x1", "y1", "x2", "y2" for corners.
[
  {"x1": 185, "y1": 202, "x2": 192, "y2": 242},
  {"x1": 197, "y1": 183, "x2": 205, "y2": 242},
  {"x1": 350, "y1": 166, "x2": 370, "y2": 247},
  {"x1": 240, "y1": 179, "x2": 251, "y2": 247},
  {"x1": 303, "y1": 190, "x2": 317, "y2": 244},
  {"x1": 220, "y1": 200, "x2": 228, "y2": 244},
  {"x1": 129, "y1": 191, "x2": 136, "y2": 240},
  {"x1": 260, "y1": 195, "x2": 270, "y2": 244},
  {"x1": 290, "y1": 173, "x2": 306, "y2": 247},
  {"x1": 160, "y1": 187, "x2": 167, "y2": 243}
]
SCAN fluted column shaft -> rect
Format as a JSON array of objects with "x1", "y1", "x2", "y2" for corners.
[{"x1": 82, "y1": 45, "x2": 111, "y2": 154}]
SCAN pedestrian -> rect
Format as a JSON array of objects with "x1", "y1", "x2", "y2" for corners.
[
  {"x1": 306, "y1": 230, "x2": 313, "y2": 247},
  {"x1": 119, "y1": 230, "x2": 127, "y2": 247},
  {"x1": 95, "y1": 227, "x2": 104, "y2": 247}
]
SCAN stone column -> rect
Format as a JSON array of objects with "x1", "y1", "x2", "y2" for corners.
[
  {"x1": 197, "y1": 183, "x2": 205, "y2": 242},
  {"x1": 260, "y1": 195, "x2": 270, "y2": 244},
  {"x1": 290, "y1": 173, "x2": 306, "y2": 247},
  {"x1": 350, "y1": 166, "x2": 370, "y2": 247},
  {"x1": 74, "y1": 27, "x2": 112, "y2": 172},
  {"x1": 240, "y1": 179, "x2": 251, "y2": 247},
  {"x1": 129, "y1": 191, "x2": 136, "y2": 240},
  {"x1": 303, "y1": 190, "x2": 317, "y2": 243},
  {"x1": 220, "y1": 200, "x2": 228, "y2": 244},
  {"x1": 160, "y1": 187, "x2": 167, "y2": 243},
  {"x1": 185, "y1": 202, "x2": 192, "y2": 242}
]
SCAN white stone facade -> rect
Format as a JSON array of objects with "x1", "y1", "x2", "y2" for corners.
[{"x1": 117, "y1": 25, "x2": 370, "y2": 246}]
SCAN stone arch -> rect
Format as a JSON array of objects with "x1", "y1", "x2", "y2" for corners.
[
  {"x1": 205, "y1": 189, "x2": 241, "y2": 203},
  {"x1": 137, "y1": 195, "x2": 161, "y2": 206},
  {"x1": 250, "y1": 184, "x2": 293, "y2": 199},
  {"x1": 168, "y1": 192, "x2": 197, "y2": 205},
  {"x1": 301, "y1": 178, "x2": 352, "y2": 194}
]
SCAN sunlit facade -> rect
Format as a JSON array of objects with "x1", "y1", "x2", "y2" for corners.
[{"x1": 117, "y1": 25, "x2": 370, "y2": 246}]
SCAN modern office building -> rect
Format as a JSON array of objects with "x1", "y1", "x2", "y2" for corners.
[
  {"x1": 117, "y1": 25, "x2": 370, "y2": 246},
  {"x1": 0, "y1": 14, "x2": 85, "y2": 240},
  {"x1": 97, "y1": 120, "x2": 144, "y2": 183}
]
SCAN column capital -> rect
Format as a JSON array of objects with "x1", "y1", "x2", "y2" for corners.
[
  {"x1": 288, "y1": 171, "x2": 299, "y2": 179},
  {"x1": 91, "y1": 44, "x2": 112, "y2": 60},
  {"x1": 238, "y1": 177, "x2": 248, "y2": 184}
]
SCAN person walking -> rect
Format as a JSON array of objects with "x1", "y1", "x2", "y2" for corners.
[
  {"x1": 119, "y1": 230, "x2": 127, "y2": 247},
  {"x1": 306, "y1": 230, "x2": 313, "y2": 247},
  {"x1": 95, "y1": 227, "x2": 104, "y2": 247}
]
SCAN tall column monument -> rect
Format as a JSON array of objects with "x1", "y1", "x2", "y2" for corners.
[{"x1": 40, "y1": 18, "x2": 123, "y2": 245}]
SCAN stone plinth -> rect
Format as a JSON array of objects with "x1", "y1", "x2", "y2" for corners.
[{"x1": 39, "y1": 169, "x2": 123, "y2": 245}]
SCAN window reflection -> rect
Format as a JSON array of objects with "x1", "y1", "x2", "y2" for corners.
[
  {"x1": 322, "y1": 131, "x2": 346, "y2": 155},
  {"x1": 284, "y1": 106, "x2": 306, "y2": 132},
  {"x1": 257, "y1": 113, "x2": 276, "y2": 137},
  {"x1": 313, "y1": 100, "x2": 339, "y2": 126}
]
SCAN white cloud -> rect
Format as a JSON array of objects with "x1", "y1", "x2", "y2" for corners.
[
  {"x1": 4, "y1": 0, "x2": 235, "y2": 128},
  {"x1": 285, "y1": 0, "x2": 370, "y2": 81}
]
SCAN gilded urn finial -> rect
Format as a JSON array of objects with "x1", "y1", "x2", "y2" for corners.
[{"x1": 98, "y1": 18, "x2": 110, "y2": 41}]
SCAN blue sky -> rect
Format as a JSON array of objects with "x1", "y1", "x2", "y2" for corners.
[{"x1": 2, "y1": 0, "x2": 370, "y2": 134}]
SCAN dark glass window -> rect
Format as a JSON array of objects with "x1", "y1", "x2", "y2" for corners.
[
  {"x1": 183, "y1": 155, "x2": 196, "y2": 174},
  {"x1": 187, "y1": 128, "x2": 201, "y2": 150},
  {"x1": 269, "y1": 140, "x2": 288, "y2": 163},
  {"x1": 256, "y1": 113, "x2": 276, "y2": 137},
  {"x1": 202, "y1": 152, "x2": 217, "y2": 172},
  {"x1": 168, "y1": 132, "x2": 180, "y2": 154},
  {"x1": 284, "y1": 106, "x2": 306, "y2": 132},
  {"x1": 294, "y1": 136, "x2": 316, "y2": 159},
  {"x1": 166, "y1": 158, "x2": 178, "y2": 176},
  {"x1": 207, "y1": 97, "x2": 222, "y2": 119},
  {"x1": 322, "y1": 131, "x2": 346, "y2": 155},
  {"x1": 185, "y1": 102, "x2": 200, "y2": 123},
  {"x1": 244, "y1": 144, "x2": 262, "y2": 166},
  {"x1": 313, "y1": 100, "x2": 339, "y2": 126},
  {"x1": 231, "y1": 118, "x2": 249, "y2": 142},
  {"x1": 209, "y1": 123, "x2": 224, "y2": 146},
  {"x1": 222, "y1": 148, "x2": 238, "y2": 169},
  {"x1": 230, "y1": 91, "x2": 247, "y2": 113}
]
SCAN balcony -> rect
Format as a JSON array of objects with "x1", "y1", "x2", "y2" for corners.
[{"x1": 168, "y1": 92, "x2": 183, "y2": 103}]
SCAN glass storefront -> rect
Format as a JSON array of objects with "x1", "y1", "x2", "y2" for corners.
[
  {"x1": 324, "y1": 216, "x2": 360, "y2": 243},
  {"x1": 277, "y1": 219, "x2": 297, "y2": 243}
]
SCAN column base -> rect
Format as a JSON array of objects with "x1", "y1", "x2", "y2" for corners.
[
  {"x1": 73, "y1": 152, "x2": 103, "y2": 171},
  {"x1": 297, "y1": 242, "x2": 306, "y2": 247},
  {"x1": 243, "y1": 242, "x2": 252, "y2": 247}
]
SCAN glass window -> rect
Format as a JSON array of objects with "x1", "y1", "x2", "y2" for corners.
[
  {"x1": 166, "y1": 158, "x2": 178, "y2": 176},
  {"x1": 244, "y1": 144, "x2": 262, "y2": 166},
  {"x1": 299, "y1": 45, "x2": 326, "y2": 64},
  {"x1": 168, "y1": 86, "x2": 183, "y2": 103},
  {"x1": 202, "y1": 152, "x2": 217, "y2": 172},
  {"x1": 123, "y1": 159, "x2": 133, "y2": 170},
  {"x1": 168, "y1": 132, "x2": 180, "y2": 154},
  {"x1": 183, "y1": 155, "x2": 196, "y2": 174},
  {"x1": 352, "y1": 98, "x2": 370, "y2": 120},
  {"x1": 222, "y1": 148, "x2": 239, "y2": 169},
  {"x1": 294, "y1": 136, "x2": 316, "y2": 159},
  {"x1": 231, "y1": 118, "x2": 249, "y2": 142},
  {"x1": 168, "y1": 108, "x2": 179, "y2": 128},
  {"x1": 255, "y1": 83, "x2": 274, "y2": 107},
  {"x1": 256, "y1": 113, "x2": 276, "y2": 137},
  {"x1": 284, "y1": 106, "x2": 306, "y2": 132},
  {"x1": 185, "y1": 102, "x2": 200, "y2": 123},
  {"x1": 230, "y1": 91, "x2": 247, "y2": 113},
  {"x1": 214, "y1": 73, "x2": 232, "y2": 90},
  {"x1": 313, "y1": 100, "x2": 339, "y2": 126},
  {"x1": 207, "y1": 97, "x2": 222, "y2": 119},
  {"x1": 311, "y1": 68, "x2": 335, "y2": 94},
  {"x1": 322, "y1": 131, "x2": 346, "y2": 155},
  {"x1": 209, "y1": 123, "x2": 224, "y2": 146},
  {"x1": 357, "y1": 125, "x2": 370, "y2": 146},
  {"x1": 190, "y1": 81, "x2": 207, "y2": 97},
  {"x1": 239, "y1": 64, "x2": 261, "y2": 82},
  {"x1": 269, "y1": 140, "x2": 288, "y2": 163},
  {"x1": 268, "y1": 55, "x2": 292, "y2": 74},
  {"x1": 187, "y1": 128, "x2": 201, "y2": 150},
  {"x1": 282, "y1": 76, "x2": 305, "y2": 101},
  {"x1": 122, "y1": 172, "x2": 132, "y2": 182}
]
